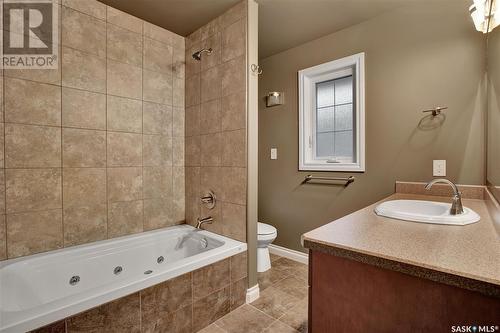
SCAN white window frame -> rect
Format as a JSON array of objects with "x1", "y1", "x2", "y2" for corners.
[{"x1": 298, "y1": 52, "x2": 365, "y2": 172}]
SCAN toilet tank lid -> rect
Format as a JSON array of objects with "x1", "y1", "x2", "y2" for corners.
[{"x1": 258, "y1": 222, "x2": 277, "y2": 235}]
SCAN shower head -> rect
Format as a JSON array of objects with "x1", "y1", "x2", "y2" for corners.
[{"x1": 192, "y1": 48, "x2": 212, "y2": 61}]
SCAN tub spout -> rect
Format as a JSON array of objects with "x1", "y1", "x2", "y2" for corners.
[{"x1": 196, "y1": 216, "x2": 213, "y2": 229}]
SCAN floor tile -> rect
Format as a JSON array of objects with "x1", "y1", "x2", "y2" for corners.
[
  {"x1": 273, "y1": 276, "x2": 308, "y2": 300},
  {"x1": 197, "y1": 323, "x2": 226, "y2": 333},
  {"x1": 251, "y1": 285, "x2": 302, "y2": 319},
  {"x1": 262, "y1": 320, "x2": 299, "y2": 333},
  {"x1": 257, "y1": 266, "x2": 289, "y2": 291},
  {"x1": 215, "y1": 304, "x2": 274, "y2": 333},
  {"x1": 279, "y1": 298, "x2": 308, "y2": 332}
]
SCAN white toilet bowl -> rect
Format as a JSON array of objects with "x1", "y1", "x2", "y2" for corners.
[{"x1": 257, "y1": 222, "x2": 277, "y2": 272}]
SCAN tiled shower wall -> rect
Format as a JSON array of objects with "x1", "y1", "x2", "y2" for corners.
[
  {"x1": 0, "y1": 0, "x2": 186, "y2": 260},
  {"x1": 185, "y1": 1, "x2": 248, "y2": 242}
]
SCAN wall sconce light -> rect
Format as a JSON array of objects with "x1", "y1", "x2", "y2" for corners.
[
  {"x1": 266, "y1": 92, "x2": 284, "y2": 107},
  {"x1": 470, "y1": 0, "x2": 499, "y2": 33}
]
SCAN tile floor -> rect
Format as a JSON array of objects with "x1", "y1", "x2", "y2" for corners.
[{"x1": 199, "y1": 254, "x2": 308, "y2": 333}]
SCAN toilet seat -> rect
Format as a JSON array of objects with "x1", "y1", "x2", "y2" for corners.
[{"x1": 258, "y1": 222, "x2": 277, "y2": 236}]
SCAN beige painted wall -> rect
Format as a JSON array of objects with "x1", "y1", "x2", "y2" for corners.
[
  {"x1": 0, "y1": 1, "x2": 185, "y2": 260},
  {"x1": 258, "y1": 3, "x2": 486, "y2": 252},
  {"x1": 487, "y1": 26, "x2": 500, "y2": 201}
]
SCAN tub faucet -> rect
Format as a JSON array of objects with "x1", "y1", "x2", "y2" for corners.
[
  {"x1": 424, "y1": 178, "x2": 464, "y2": 215},
  {"x1": 196, "y1": 216, "x2": 213, "y2": 229}
]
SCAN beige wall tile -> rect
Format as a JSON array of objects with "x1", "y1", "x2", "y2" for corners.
[
  {"x1": 6, "y1": 169, "x2": 62, "y2": 213},
  {"x1": 143, "y1": 70, "x2": 172, "y2": 105},
  {"x1": 0, "y1": 172, "x2": 5, "y2": 214},
  {"x1": 63, "y1": 204, "x2": 107, "y2": 246},
  {"x1": 62, "y1": 87, "x2": 106, "y2": 130},
  {"x1": 173, "y1": 107, "x2": 185, "y2": 138},
  {"x1": 230, "y1": 277, "x2": 247, "y2": 311},
  {"x1": 222, "y1": 18, "x2": 246, "y2": 62},
  {"x1": 0, "y1": 215, "x2": 6, "y2": 260},
  {"x1": 107, "y1": 96, "x2": 143, "y2": 133},
  {"x1": 201, "y1": 167, "x2": 222, "y2": 196},
  {"x1": 107, "y1": 167, "x2": 142, "y2": 202},
  {"x1": 144, "y1": 22, "x2": 175, "y2": 45},
  {"x1": 221, "y1": 91, "x2": 246, "y2": 131},
  {"x1": 193, "y1": 258, "x2": 231, "y2": 300},
  {"x1": 106, "y1": 6, "x2": 143, "y2": 34},
  {"x1": 5, "y1": 78, "x2": 61, "y2": 126},
  {"x1": 186, "y1": 73, "x2": 201, "y2": 107},
  {"x1": 221, "y1": 167, "x2": 246, "y2": 205},
  {"x1": 219, "y1": 1, "x2": 246, "y2": 29},
  {"x1": 6, "y1": 209, "x2": 63, "y2": 258},
  {"x1": 0, "y1": 126, "x2": 3, "y2": 169},
  {"x1": 202, "y1": 33, "x2": 222, "y2": 71},
  {"x1": 200, "y1": 100, "x2": 221, "y2": 135},
  {"x1": 63, "y1": 128, "x2": 106, "y2": 167},
  {"x1": 186, "y1": 29, "x2": 201, "y2": 51},
  {"x1": 108, "y1": 200, "x2": 143, "y2": 237},
  {"x1": 230, "y1": 252, "x2": 247, "y2": 281},
  {"x1": 62, "y1": 0, "x2": 106, "y2": 20},
  {"x1": 143, "y1": 198, "x2": 173, "y2": 230},
  {"x1": 143, "y1": 135, "x2": 172, "y2": 167},
  {"x1": 172, "y1": 137, "x2": 184, "y2": 167},
  {"x1": 143, "y1": 102, "x2": 172, "y2": 135},
  {"x1": 107, "y1": 132, "x2": 142, "y2": 167},
  {"x1": 143, "y1": 37, "x2": 173, "y2": 75},
  {"x1": 201, "y1": 66, "x2": 221, "y2": 103},
  {"x1": 143, "y1": 166, "x2": 172, "y2": 199},
  {"x1": 107, "y1": 60, "x2": 142, "y2": 100},
  {"x1": 5, "y1": 124, "x2": 61, "y2": 168},
  {"x1": 185, "y1": 105, "x2": 200, "y2": 137},
  {"x1": 201, "y1": 133, "x2": 221, "y2": 167},
  {"x1": 173, "y1": 46, "x2": 186, "y2": 79},
  {"x1": 62, "y1": 47, "x2": 106, "y2": 93},
  {"x1": 62, "y1": 6, "x2": 106, "y2": 57},
  {"x1": 107, "y1": 24, "x2": 142, "y2": 67},
  {"x1": 200, "y1": 17, "x2": 221, "y2": 41},
  {"x1": 141, "y1": 273, "x2": 192, "y2": 331},
  {"x1": 221, "y1": 202, "x2": 246, "y2": 242},
  {"x1": 221, "y1": 129, "x2": 246, "y2": 167},
  {"x1": 192, "y1": 287, "x2": 231, "y2": 332},
  {"x1": 173, "y1": 77, "x2": 185, "y2": 108},
  {"x1": 63, "y1": 168, "x2": 106, "y2": 208},
  {"x1": 185, "y1": 136, "x2": 201, "y2": 167},
  {"x1": 173, "y1": 167, "x2": 185, "y2": 222},
  {"x1": 221, "y1": 55, "x2": 245, "y2": 97}
]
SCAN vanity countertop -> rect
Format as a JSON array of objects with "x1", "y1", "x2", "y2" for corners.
[{"x1": 302, "y1": 192, "x2": 500, "y2": 297}]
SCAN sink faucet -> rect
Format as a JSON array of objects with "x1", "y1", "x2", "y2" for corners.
[
  {"x1": 424, "y1": 178, "x2": 464, "y2": 215},
  {"x1": 196, "y1": 216, "x2": 213, "y2": 229}
]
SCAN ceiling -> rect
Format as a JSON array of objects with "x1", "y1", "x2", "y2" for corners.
[{"x1": 98, "y1": 0, "x2": 470, "y2": 59}]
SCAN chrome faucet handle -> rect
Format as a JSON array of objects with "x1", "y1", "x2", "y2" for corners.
[
  {"x1": 424, "y1": 178, "x2": 464, "y2": 215},
  {"x1": 200, "y1": 190, "x2": 216, "y2": 209}
]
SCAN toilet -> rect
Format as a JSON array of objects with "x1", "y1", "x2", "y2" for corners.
[{"x1": 257, "y1": 222, "x2": 278, "y2": 272}]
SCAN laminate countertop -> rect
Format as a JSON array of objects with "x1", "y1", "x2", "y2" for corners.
[{"x1": 302, "y1": 192, "x2": 500, "y2": 297}]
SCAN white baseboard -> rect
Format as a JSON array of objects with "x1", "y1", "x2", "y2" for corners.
[
  {"x1": 269, "y1": 244, "x2": 309, "y2": 265},
  {"x1": 246, "y1": 284, "x2": 260, "y2": 303}
]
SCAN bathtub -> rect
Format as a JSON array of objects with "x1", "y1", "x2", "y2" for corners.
[{"x1": 0, "y1": 225, "x2": 247, "y2": 332}]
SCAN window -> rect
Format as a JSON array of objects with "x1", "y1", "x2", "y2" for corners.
[{"x1": 299, "y1": 53, "x2": 365, "y2": 172}]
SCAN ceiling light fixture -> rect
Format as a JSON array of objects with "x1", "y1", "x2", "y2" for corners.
[{"x1": 470, "y1": 0, "x2": 499, "y2": 33}]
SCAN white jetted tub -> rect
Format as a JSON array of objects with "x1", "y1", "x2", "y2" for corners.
[{"x1": 0, "y1": 225, "x2": 247, "y2": 332}]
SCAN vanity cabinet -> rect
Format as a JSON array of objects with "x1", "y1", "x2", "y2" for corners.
[{"x1": 308, "y1": 250, "x2": 500, "y2": 333}]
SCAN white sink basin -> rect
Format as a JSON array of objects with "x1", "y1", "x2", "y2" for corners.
[{"x1": 374, "y1": 200, "x2": 480, "y2": 225}]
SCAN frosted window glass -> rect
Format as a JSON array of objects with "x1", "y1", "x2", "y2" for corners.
[
  {"x1": 335, "y1": 76, "x2": 353, "y2": 105},
  {"x1": 317, "y1": 107, "x2": 335, "y2": 132},
  {"x1": 316, "y1": 81, "x2": 334, "y2": 107},
  {"x1": 334, "y1": 131, "x2": 354, "y2": 159},
  {"x1": 335, "y1": 104, "x2": 353, "y2": 131},
  {"x1": 317, "y1": 132, "x2": 335, "y2": 157}
]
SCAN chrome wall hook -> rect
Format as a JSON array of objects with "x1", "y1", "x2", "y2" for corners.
[
  {"x1": 422, "y1": 106, "x2": 448, "y2": 117},
  {"x1": 251, "y1": 64, "x2": 262, "y2": 75}
]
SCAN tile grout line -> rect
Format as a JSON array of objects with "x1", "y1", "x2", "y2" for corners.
[
  {"x1": 105, "y1": 6, "x2": 109, "y2": 241},
  {"x1": 3, "y1": 56, "x2": 6, "y2": 259}
]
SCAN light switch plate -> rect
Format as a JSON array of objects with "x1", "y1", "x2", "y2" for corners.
[
  {"x1": 271, "y1": 148, "x2": 278, "y2": 160},
  {"x1": 433, "y1": 160, "x2": 446, "y2": 177}
]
